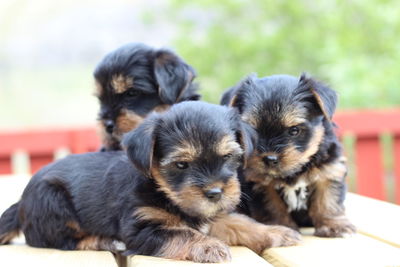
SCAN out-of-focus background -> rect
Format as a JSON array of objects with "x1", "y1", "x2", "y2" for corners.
[
  {"x1": 1, "y1": 0, "x2": 400, "y2": 129},
  {"x1": 0, "y1": 0, "x2": 399, "y2": 203}
]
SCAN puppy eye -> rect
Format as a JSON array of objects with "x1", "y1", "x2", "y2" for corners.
[
  {"x1": 223, "y1": 153, "x2": 233, "y2": 160},
  {"x1": 126, "y1": 89, "x2": 141, "y2": 97},
  {"x1": 175, "y1": 162, "x2": 189, "y2": 170},
  {"x1": 288, "y1": 126, "x2": 300, "y2": 136}
]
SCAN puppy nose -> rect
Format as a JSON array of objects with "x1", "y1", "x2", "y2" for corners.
[
  {"x1": 263, "y1": 155, "x2": 279, "y2": 166},
  {"x1": 104, "y1": 120, "x2": 115, "y2": 134},
  {"x1": 205, "y1": 188, "x2": 222, "y2": 202}
]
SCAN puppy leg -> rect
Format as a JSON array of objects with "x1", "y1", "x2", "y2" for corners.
[
  {"x1": 122, "y1": 207, "x2": 230, "y2": 263},
  {"x1": 21, "y1": 182, "x2": 81, "y2": 250},
  {"x1": 253, "y1": 183, "x2": 298, "y2": 229},
  {"x1": 209, "y1": 213, "x2": 301, "y2": 254},
  {"x1": 308, "y1": 179, "x2": 356, "y2": 237},
  {"x1": 122, "y1": 225, "x2": 231, "y2": 263},
  {"x1": 76, "y1": 236, "x2": 126, "y2": 252}
]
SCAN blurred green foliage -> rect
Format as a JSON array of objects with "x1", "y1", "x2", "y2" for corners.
[{"x1": 167, "y1": 0, "x2": 400, "y2": 108}]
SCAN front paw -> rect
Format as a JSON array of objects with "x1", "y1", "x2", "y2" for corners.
[
  {"x1": 263, "y1": 225, "x2": 302, "y2": 248},
  {"x1": 314, "y1": 219, "x2": 356, "y2": 237},
  {"x1": 189, "y1": 238, "x2": 231, "y2": 263}
]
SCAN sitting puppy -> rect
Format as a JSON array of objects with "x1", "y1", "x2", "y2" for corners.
[
  {"x1": 0, "y1": 102, "x2": 299, "y2": 263},
  {"x1": 94, "y1": 43, "x2": 200, "y2": 151},
  {"x1": 221, "y1": 73, "x2": 356, "y2": 237}
]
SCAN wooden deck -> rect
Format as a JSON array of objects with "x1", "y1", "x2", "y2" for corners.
[{"x1": 0, "y1": 175, "x2": 399, "y2": 267}]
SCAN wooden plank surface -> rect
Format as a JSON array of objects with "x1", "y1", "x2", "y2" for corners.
[
  {"x1": 128, "y1": 247, "x2": 271, "y2": 267},
  {"x1": 0, "y1": 245, "x2": 118, "y2": 267},
  {"x1": 262, "y1": 229, "x2": 400, "y2": 267},
  {"x1": 345, "y1": 193, "x2": 400, "y2": 247}
]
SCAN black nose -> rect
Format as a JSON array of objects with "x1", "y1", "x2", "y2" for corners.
[
  {"x1": 104, "y1": 120, "x2": 115, "y2": 134},
  {"x1": 205, "y1": 188, "x2": 222, "y2": 202},
  {"x1": 263, "y1": 155, "x2": 279, "y2": 166}
]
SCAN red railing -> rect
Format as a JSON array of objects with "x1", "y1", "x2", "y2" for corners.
[
  {"x1": 1, "y1": 109, "x2": 400, "y2": 203},
  {"x1": 0, "y1": 127, "x2": 100, "y2": 174},
  {"x1": 334, "y1": 109, "x2": 400, "y2": 203}
]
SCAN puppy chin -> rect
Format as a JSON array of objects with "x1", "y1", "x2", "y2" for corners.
[{"x1": 181, "y1": 195, "x2": 239, "y2": 219}]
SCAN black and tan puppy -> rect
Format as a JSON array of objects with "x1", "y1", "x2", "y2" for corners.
[
  {"x1": 0, "y1": 102, "x2": 299, "y2": 263},
  {"x1": 94, "y1": 43, "x2": 200, "y2": 151},
  {"x1": 221, "y1": 73, "x2": 356, "y2": 237}
]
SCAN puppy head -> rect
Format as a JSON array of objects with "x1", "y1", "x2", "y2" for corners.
[
  {"x1": 229, "y1": 73, "x2": 337, "y2": 181},
  {"x1": 122, "y1": 102, "x2": 253, "y2": 218},
  {"x1": 94, "y1": 43, "x2": 200, "y2": 150}
]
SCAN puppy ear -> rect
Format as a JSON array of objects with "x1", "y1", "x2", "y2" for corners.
[
  {"x1": 154, "y1": 50, "x2": 196, "y2": 104},
  {"x1": 121, "y1": 114, "x2": 160, "y2": 177},
  {"x1": 236, "y1": 121, "x2": 257, "y2": 168},
  {"x1": 298, "y1": 73, "x2": 337, "y2": 120},
  {"x1": 225, "y1": 74, "x2": 257, "y2": 113}
]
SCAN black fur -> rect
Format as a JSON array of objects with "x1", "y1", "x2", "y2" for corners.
[
  {"x1": 95, "y1": 43, "x2": 200, "y2": 151},
  {"x1": 222, "y1": 73, "x2": 354, "y2": 236},
  {"x1": 0, "y1": 102, "x2": 249, "y2": 261}
]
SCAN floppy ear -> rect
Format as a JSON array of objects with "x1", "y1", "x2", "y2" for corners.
[
  {"x1": 121, "y1": 114, "x2": 160, "y2": 178},
  {"x1": 225, "y1": 74, "x2": 257, "y2": 113},
  {"x1": 298, "y1": 73, "x2": 337, "y2": 121},
  {"x1": 236, "y1": 120, "x2": 257, "y2": 168},
  {"x1": 154, "y1": 50, "x2": 196, "y2": 104}
]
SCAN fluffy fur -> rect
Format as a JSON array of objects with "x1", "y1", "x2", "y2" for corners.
[
  {"x1": 94, "y1": 43, "x2": 200, "y2": 151},
  {"x1": 222, "y1": 73, "x2": 356, "y2": 237},
  {"x1": 0, "y1": 102, "x2": 299, "y2": 263}
]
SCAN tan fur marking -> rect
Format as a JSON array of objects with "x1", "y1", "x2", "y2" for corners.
[
  {"x1": 282, "y1": 107, "x2": 307, "y2": 127},
  {"x1": 311, "y1": 88, "x2": 331, "y2": 121},
  {"x1": 151, "y1": 165, "x2": 240, "y2": 218},
  {"x1": 115, "y1": 109, "x2": 144, "y2": 135},
  {"x1": 76, "y1": 236, "x2": 118, "y2": 251},
  {"x1": 94, "y1": 80, "x2": 103, "y2": 97},
  {"x1": 307, "y1": 159, "x2": 356, "y2": 237},
  {"x1": 209, "y1": 213, "x2": 300, "y2": 254},
  {"x1": 76, "y1": 236, "x2": 100, "y2": 250},
  {"x1": 111, "y1": 74, "x2": 133, "y2": 94},
  {"x1": 242, "y1": 112, "x2": 259, "y2": 128},
  {"x1": 158, "y1": 227, "x2": 231, "y2": 263},
  {"x1": 0, "y1": 230, "x2": 19, "y2": 244},
  {"x1": 215, "y1": 135, "x2": 243, "y2": 157},
  {"x1": 133, "y1": 207, "x2": 184, "y2": 227},
  {"x1": 160, "y1": 141, "x2": 199, "y2": 166},
  {"x1": 175, "y1": 69, "x2": 194, "y2": 102},
  {"x1": 153, "y1": 104, "x2": 171, "y2": 113},
  {"x1": 308, "y1": 156, "x2": 347, "y2": 183},
  {"x1": 244, "y1": 154, "x2": 273, "y2": 185},
  {"x1": 66, "y1": 220, "x2": 86, "y2": 239},
  {"x1": 280, "y1": 124, "x2": 324, "y2": 174}
]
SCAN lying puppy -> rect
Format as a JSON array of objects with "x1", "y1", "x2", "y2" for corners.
[
  {"x1": 221, "y1": 73, "x2": 356, "y2": 237},
  {"x1": 0, "y1": 102, "x2": 299, "y2": 263},
  {"x1": 94, "y1": 43, "x2": 200, "y2": 151}
]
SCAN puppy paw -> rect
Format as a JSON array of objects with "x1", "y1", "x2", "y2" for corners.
[
  {"x1": 314, "y1": 219, "x2": 356, "y2": 238},
  {"x1": 263, "y1": 225, "x2": 302, "y2": 248},
  {"x1": 188, "y1": 238, "x2": 231, "y2": 263}
]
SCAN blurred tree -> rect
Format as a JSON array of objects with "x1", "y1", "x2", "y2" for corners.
[{"x1": 165, "y1": 0, "x2": 400, "y2": 108}]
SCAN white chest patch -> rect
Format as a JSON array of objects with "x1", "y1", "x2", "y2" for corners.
[
  {"x1": 276, "y1": 180, "x2": 309, "y2": 212},
  {"x1": 199, "y1": 223, "x2": 210, "y2": 234}
]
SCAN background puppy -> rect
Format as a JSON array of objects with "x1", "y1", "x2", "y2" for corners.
[
  {"x1": 222, "y1": 73, "x2": 356, "y2": 237},
  {"x1": 94, "y1": 43, "x2": 200, "y2": 151},
  {"x1": 0, "y1": 102, "x2": 299, "y2": 263}
]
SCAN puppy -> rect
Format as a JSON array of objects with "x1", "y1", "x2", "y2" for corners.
[
  {"x1": 94, "y1": 43, "x2": 200, "y2": 151},
  {"x1": 221, "y1": 73, "x2": 356, "y2": 237},
  {"x1": 0, "y1": 102, "x2": 299, "y2": 263}
]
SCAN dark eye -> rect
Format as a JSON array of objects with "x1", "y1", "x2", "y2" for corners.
[
  {"x1": 126, "y1": 89, "x2": 141, "y2": 97},
  {"x1": 175, "y1": 162, "x2": 189, "y2": 169},
  {"x1": 288, "y1": 126, "x2": 300, "y2": 136},
  {"x1": 223, "y1": 153, "x2": 233, "y2": 160}
]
